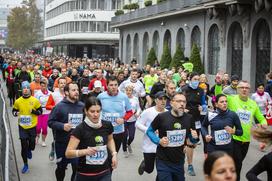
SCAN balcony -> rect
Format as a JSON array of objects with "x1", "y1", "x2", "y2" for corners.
[{"x1": 111, "y1": 0, "x2": 218, "y2": 27}]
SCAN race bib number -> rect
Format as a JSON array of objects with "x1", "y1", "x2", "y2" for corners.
[
  {"x1": 195, "y1": 121, "x2": 201, "y2": 129},
  {"x1": 68, "y1": 114, "x2": 83, "y2": 128},
  {"x1": 102, "y1": 112, "x2": 124, "y2": 134},
  {"x1": 19, "y1": 115, "x2": 32, "y2": 127},
  {"x1": 86, "y1": 145, "x2": 108, "y2": 165},
  {"x1": 167, "y1": 129, "x2": 186, "y2": 147},
  {"x1": 214, "y1": 130, "x2": 231, "y2": 145},
  {"x1": 237, "y1": 110, "x2": 251, "y2": 124},
  {"x1": 82, "y1": 87, "x2": 89, "y2": 95}
]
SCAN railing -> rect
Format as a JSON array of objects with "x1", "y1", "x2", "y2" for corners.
[
  {"x1": 111, "y1": 0, "x2": 206, "y2": 26},
  {"x1": 0, "y1": 79, "x2": 20, "y2": 181}
]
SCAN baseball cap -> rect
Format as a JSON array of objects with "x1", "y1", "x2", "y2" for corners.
[
  {"x1": 154, "y1": 91, "x2": 167, "y2": 99},
  {"x1": 94, "y1": 80, "x2": 102, "y2": 88}
]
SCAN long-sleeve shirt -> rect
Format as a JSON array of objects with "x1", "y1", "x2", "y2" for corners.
[
  {"x1": 201, "y1": 109, "x2": 243, "y2": 152},
  {"x1": 246, "y1": 152, "x2": 272, "y2": 181},
  {"x1": 119, "y1": 78, "x2": 146, "y2": 98}
]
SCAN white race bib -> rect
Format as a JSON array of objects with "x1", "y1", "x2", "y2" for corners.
[
  {"x1": 19, "y1": 115, "x2": 32, "y2": 127},
  {"x1": 167, "y1": 129, "x2": 186, "y2": 147},
  {"x1": 214, "y1": 129, "x2": 231, "y2": 145},
  {"x1": 195, "y1": 121, "x2": 201, "y2": 129},
  {"x1": 86, "y1": 145, "x2": 108, "y2": 165},
  {"x1": 103, "y1": 112, "x2": 124, "y2": 134},
  {"x1": 68, "y1": 114, "x2": 83, "y2": 128},
  {"x1": 82, "y1": 87, "x2": 89, "y2": 95},
  {"x1": 237, "y1": 110, "x2": 251, "y2": 124}
]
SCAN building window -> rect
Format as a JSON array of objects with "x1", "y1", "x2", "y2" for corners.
[
  {"x1": 208, "y1": 24, "x2": 220, "y2": 75},
  {"x1": 191, "y1": 26, "x2": 201, "y2": 50},
  {"x1": 176, "y1": 28, "x2": 185, "y2": 52},
  {"x1": 143, "y1": 32, "x2": 149, "y2": 63},
  {"x1": 152, "y1": 31, "x2": 159, "y2": 57},
  {"x1": 98, "y1": 0, "x2": 105, "y2": 10},
  {"x1": 133, "y1": 33, "x2": 139, "y2": 61},
  {"x1": 164, "y1": 30, "x2": 171, "y2": 53},
  {"x1": 90, "y1": 0, "x2": 97, "y2": 9},
  {"x1": 126, "y1": 34, "x2": 132, "y2": 62}
]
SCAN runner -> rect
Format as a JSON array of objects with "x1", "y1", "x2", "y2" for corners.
[
  {"x1": 12, "y1": 81, "x2": 42, "y2": 173},
  {"x1": 201, "y1": 94, "x2": 243, "y2": 156},
  {"x1": 222, "y1": 75, "x2": 239, "y2": 95},
  {"x1": 97, "y1": 76, "x2": 133, "y2": 152},
  {"x1": 146, "y1": 92, "x2": 198, "y2": 181},
  {"x1": 34, "y1": 79, "x2": 52, "y2": 146},
  {"x1": 136, "y1": 91, "x2": 167, "y2": 176},
  {"x1": 48, "y1": 83, "x2": 84, "y2": 181},
  {"x1": 227, "y1": 80, "x2": 267, "y2": 181},
  {"x1": 122, "y1": 85, "x2": 141, "y2": 157},
  {"x1": 65, "y1": 97, "x2": 118, "y2": 181},
  {"x1": 30, "y1": 72, "x2": 42, "y2": 96}
]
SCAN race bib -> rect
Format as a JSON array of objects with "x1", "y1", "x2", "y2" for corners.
[
  {"x1": 68, "y1": 114, "x2": 83, "y2": 128},
  {"x1": 86, "y1": 145, "x2": 108, "y2": 165},
  {"x1": 237, "y1": 110, "x2": 251, "y2": 124},
  {"x1": 167, "y1": 129, "x2": 186, "y2": 147},
  {"x1": 214, "y1": 130, "x2": 231, "y2": 145},
  {"x1": 19, "y1": 115, "x2": 32, "y2": 127},
  {"x1": 102, "y1": 112, "x2": 124, "y2": 134},
  {"x1": 195, "y1": 121, "x2": 201, "y2": 129},
  {"x1": 82, "y1": 87, "x2": 89, "y2": 95}
]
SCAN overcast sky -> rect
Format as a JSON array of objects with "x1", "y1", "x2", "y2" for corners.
[{"x1": 0, "y1": 0, "x2": 22, "y2": 7}]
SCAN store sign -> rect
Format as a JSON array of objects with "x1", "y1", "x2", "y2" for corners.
[{"x1": 74, "y1": 13, "x2": 96, "y2": 20}]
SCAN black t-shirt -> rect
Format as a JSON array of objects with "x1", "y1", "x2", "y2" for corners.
[
  {"x1": 71, "y1": 120, "x2": 113, "y2": 174},
  {"x1": 151, "y1": 111, "x2": 195, "y2": 163}
]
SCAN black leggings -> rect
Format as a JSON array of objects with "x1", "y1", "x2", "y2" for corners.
[
  {"x1": 143, "y1": 153, "x2": 156, "y2": 174},
  {"x1": 20, "y1": 138, "x2": 35, "y2": 164},
  {"x1": 122, "y1": 122, "x2": 136, "y2": 152},
  {"x1": 113, "y1": 133, "x2": 124, "y2": 152},
  {"x1": 55, "y1": 163, "x2": 77, "y2": 181}
]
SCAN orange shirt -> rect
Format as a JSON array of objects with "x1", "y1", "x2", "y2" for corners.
[{"x1": 30, "y1": 82, "x2": 41, "y2": 96}]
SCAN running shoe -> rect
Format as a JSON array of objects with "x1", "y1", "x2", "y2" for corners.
[
  {"x1": 188, "y1": 165, "x2": 196, "y2": 176},
  {"x1": 123, "y1": 151, "x2": 129, "y2": 158},
  {"x1": 27, "y1": 150, "x2": 32, "y2": 159},
  {"x1": 127, "y1": 145, "x2": 133, "y2": 154},
  {"x1": 21, "y1": 164, "x2": 29, "y2": 174},
  {"x1": 42, "y1": 142, "x2": 46, "y2": 147},
  {"x1": 49, "y1": 151, "x2": 55, "y2": 161},
  {"x1": 138, "y1": 160, "x2": 145, "y2": 175}
]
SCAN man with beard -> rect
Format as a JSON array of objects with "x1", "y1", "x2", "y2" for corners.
[
  {"x1": 48, "y1": 83, "x2": 84, "y2": 181},
  {"x1": 12, "y1": 81, "x2": 42, "y2": 173},
  {"x1": 146, "y1": 92, "x2": 198, "y2": 181}
]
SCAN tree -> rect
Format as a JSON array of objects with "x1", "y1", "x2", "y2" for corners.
[
  {"x1": 190, "y1": 43, "x2": 204, "y2": 74},
  {"x1": 170, "y1": 44, "x2": 184, "y2": 68},
  {"x1": 7, "y1": 0, "x2": 42, "y2": 51},
  {"x1": 146, "y1": 47, "x2": 157, "y2": 65},
  {"x1": 160, "y1": 43, "x2": 172, "y2": 69}
]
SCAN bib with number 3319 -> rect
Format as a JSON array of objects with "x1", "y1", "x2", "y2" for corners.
[{"x1": 86, "y1": 145, "x2": 108, "y2": 165}]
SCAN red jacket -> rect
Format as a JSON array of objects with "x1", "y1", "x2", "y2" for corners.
[{"x1": 42, "y1": 68, "x2": 52, "y2": 79}]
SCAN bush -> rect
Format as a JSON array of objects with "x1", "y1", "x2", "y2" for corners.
[
  {"x1": 157, "y1": 0, "x2": 167, "y2": 3},
  {"x1": 160, "y1": 43, "x2": 172, "y2": 69},
  {"x1": 115, "y1": 10, "x2": 124, "y2": 16},
  {"x1": 146, "y1": 47, "x2": 157, "y2": 65},
  {"x1": 123, "y1": 4, "x2": 129, "y2": 9},
  {"x1": 144, "y1": 0, "x2": 152, "y2": 6},
  {"x1": 190, "y1": 43, "x2": 204, "y2": 74},
  {"x1": 129, "y1": 3, "x2": 139, "y2": 10},
  {"x1": 170, "y1": 44, "x2": 184, "y2": 68}
]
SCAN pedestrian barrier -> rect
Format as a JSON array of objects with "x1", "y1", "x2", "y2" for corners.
[{"x1": 0, "y1": 81, "x2": 20, "y2": 181}]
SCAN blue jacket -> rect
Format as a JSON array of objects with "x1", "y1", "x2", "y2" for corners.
[
  {"x1": 201, "y1": 109, "x2": 243, "y2": 152},
  {"x1": 48, "y1": 98, "x2": 84, "y2": 143}
]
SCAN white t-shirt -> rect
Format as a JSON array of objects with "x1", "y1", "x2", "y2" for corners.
[
  {"x1": 136, "y1": 106, "x2": 166, "y2": 153},
  {"x1": 127, "y1": 96, "x2": 141, "y2": 122},
  {"x1": 251, "y1": 92, "x2": 271, "y2": 115},
  {"x1": 34, "y1": 90, "x2": 52, "y2": 114}
]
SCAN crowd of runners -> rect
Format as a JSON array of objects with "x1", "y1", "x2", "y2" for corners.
[{"x1": 0, "y1": 53, "x2": 271, "y2": 181}]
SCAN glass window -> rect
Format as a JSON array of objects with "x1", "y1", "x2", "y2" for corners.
[
  {"x1": 208, "y1": 24, "x2": 220, "y2": 75},
  {"x1": 191, "y1": 26, "x2": 201, "y2": 50},
  {"x1": 90, "y1": 0, "x2": 97, "y2": 9},
  {"x1": 82, "y1": 22, "x2": 88, "y2": 32},
  {"x1": 98, "y1": 0, "x2": 105, "y2": 10}
]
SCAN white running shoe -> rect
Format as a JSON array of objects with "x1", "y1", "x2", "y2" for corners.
[
  {"x1": 123, "y1": 151, "x2": 129, "y2": 158},
  {"x1": 42, "y1": 142, "x2": 47, "y2": 147}
]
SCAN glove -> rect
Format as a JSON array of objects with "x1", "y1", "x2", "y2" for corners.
[
  {"x1": 31, "y1": 109, "x2": 41, "y2": 115},
  {"x1": 12, "y1": 110, "x2": 18, "y2": 117}
]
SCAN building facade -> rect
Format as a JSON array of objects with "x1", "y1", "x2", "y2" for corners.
[
  {"x1": 0, "y1": 7, "x2": 10, "y2": 48},
  {"x1": 44, "y1": 0, "x2": 121, "y2": 58},
  {"x1": 111, "y1": 0, "x2": 272, "y2": 89}
]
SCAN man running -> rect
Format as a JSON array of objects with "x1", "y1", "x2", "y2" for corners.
[
  {"x1": 48, "y1": 83, "x2": 84, "y2": 181},
  {"x1": 12, "y1": 81, "x2": 42, "y2": 173}
]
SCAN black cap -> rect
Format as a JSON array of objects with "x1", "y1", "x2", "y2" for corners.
[
  {"x1": 231, "y1": 75, "x2": 239, "y2": 82},
  {"x1": 154, "y1": 91, "x2": 167, "y2": 99}
]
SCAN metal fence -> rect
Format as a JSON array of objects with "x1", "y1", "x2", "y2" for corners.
[{"x1": 0, "y1": 81, "x2": 20, "y2": 181}]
